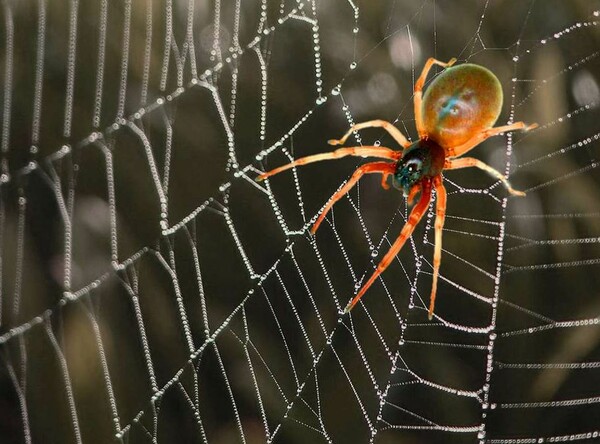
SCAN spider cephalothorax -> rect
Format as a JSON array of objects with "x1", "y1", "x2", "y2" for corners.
[
  {"x1": 392, "y1": 140, "x2": 445, "y2": 195},
  {"x1": 257, "y1": 58, "x2": 536, "y2": 319}
]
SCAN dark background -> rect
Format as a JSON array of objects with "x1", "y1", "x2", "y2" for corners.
[{"x1": 0, "y1": 0, "x2": 599, "y2": 443}]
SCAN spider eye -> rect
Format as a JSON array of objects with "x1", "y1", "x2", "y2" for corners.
[{"x1": 406, "y1": 158, "x2": 423, "y2": 172}]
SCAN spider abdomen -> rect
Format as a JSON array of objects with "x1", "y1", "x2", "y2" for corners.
[{"x1": 422, "y1": 63, "x2": 503, "y2": 149}]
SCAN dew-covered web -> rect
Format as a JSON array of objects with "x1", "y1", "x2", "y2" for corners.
[{"x1": 1, "y1": 0, "x2": 599, "y2": 443}]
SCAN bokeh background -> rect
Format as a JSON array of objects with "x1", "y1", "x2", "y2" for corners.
[{"x1": 0, "y1": 0, "x2": 599, "y2": 443}]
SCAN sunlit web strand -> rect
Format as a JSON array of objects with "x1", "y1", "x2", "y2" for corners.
[{"x1": 0, "y1": 1, "x2": 312, "y2": 190}]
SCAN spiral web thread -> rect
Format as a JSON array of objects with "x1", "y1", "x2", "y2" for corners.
[{"x1": 0, "y1": 0, "x2": 599, "y2": 443}]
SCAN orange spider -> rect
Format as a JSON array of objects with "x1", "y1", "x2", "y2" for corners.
[{"x1": 257, "y1": 58, "x2": 537, "y2": 319}]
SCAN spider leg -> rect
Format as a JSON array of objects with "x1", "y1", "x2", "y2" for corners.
[
  {"x1": 344, "y1": 180, "x2": 433, "y2": 313},
  {"x1": 312, "y1": 162, "x2": 396, "y2": 233},
  {"x1": 445, "y1": 157, "x2": 525, "y2": 196},
  {"x1": 256, "y1": 146, "x2": 401, "y2": 181},
  {"x1": 428, "y1": 176, "x2": 447, "y2": 319},
  {"x1": 446, "y1": 122, "x2": 537, "y2": 158},
  {"x1": 328, "y1": 120, "x2": 411, "y2": 148},
  {"x1": 414, "y1": 57, "x2": 457, "y2": 138}
]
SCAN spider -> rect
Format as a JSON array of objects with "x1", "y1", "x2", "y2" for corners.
[{"x1": 257, "y1": 58, "x2": 537, "y2": 319}]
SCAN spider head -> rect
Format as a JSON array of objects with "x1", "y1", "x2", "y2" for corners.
[
  {"x1": 393, "y1": 156, "x2": 424, "y2": 195},
  {"x1": 392, "y1": 140, "x2": 445, "y2": 196}
]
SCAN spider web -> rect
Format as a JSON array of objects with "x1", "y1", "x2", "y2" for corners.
[{"x1": 0, "y1": 0, "x2": 599, "y2": 443}]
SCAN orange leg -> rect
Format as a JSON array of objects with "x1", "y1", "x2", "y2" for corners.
[
  {"x1": 414, "y1": 57, "x2": 457, "y2": 138},
  {"x1": 312, "y1": 162, "x2": 395, "y2": 233},
  {"x1": 445, "y1": 157, "x2": 526, "y2": 196},
  {"x1": 428, "y1": 176, "x2": 447, "y2": 319},
  {"x1": 328, "y1": 120, "x2": 411, "y2": 149},
  {"x1": 344, "y1": 180, "x2": 433, "y2": 313},
  {"x1": 446, "y1": 122, "x2": 538, "y2": 158},
  {"x1": 256, "y1": 146, "x2": 401, "y2": 181}
]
